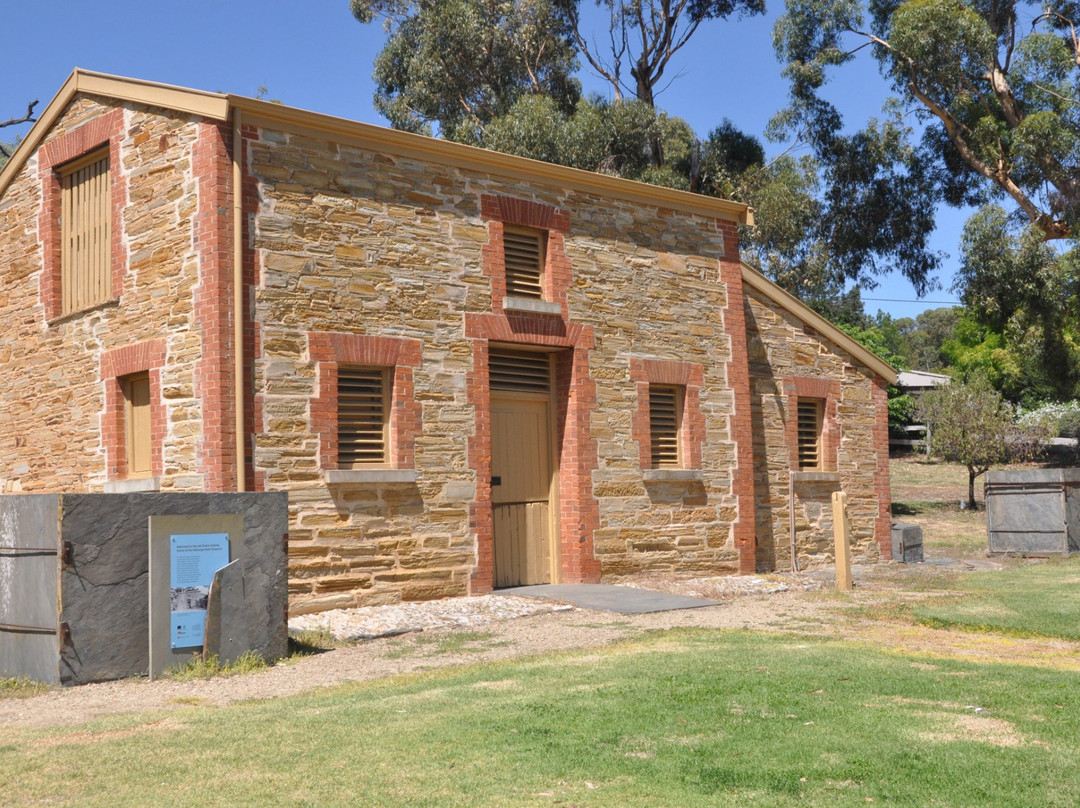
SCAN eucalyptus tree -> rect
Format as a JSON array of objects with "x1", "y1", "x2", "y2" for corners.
[
  {"x1": 350, "y1": 0, "x2": 580, "y2": 141},
  {"x1": 773, "y1": 0, "x2": 1080, "y2": 290}
]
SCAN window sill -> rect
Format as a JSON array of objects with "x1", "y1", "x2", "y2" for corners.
[
  {"x1": 104, "y1": 476, "x2": 161, "y2": 493},
  {"x1": 503, "y1": 297, "x2": 562, "y2": 316},
  {"x1": 46, "y1": 297, "x2": 120, "y2": 326},
  {"x1": 790, "y1": 471, "x2": 841, "y2": 483},
  {"x1": 325, "y1": 469, "x2": 418, "y2": 484},
  {"x1": 643, "y1": 469, "x2": 703, "y2": 483}
]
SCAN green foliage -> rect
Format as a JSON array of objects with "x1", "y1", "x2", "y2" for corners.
[
  {"x1": 898, "y1": 306, "x2": 961, "y2": 372},
  {"x1": 774, "y1": 0, "x2": 1080, "y2": 287},
  {"x1": 951, "y1": 206, "x2": 1080, "y2": 403},
  {"x1": 480, "y1": 95, "x2": 697, "y2": 186},
  {"x1": 0, "y1": 676, "x2": 48, "y2": 699},
  {"x1": 165, "y1": 650, "x2": 268, "y2": 681},
  {"x1": 352, "y1": 0, "x2": 580, "y2": 141},
  {"x1": 916, "y1": 374, "x2": 1049, "y2": 507}
]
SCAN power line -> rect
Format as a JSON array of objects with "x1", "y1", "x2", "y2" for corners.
[{"x1": 862, "y1": 297, "x2": 960, "y2": 305}]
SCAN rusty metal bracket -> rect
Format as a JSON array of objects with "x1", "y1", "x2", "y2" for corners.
[{"x1": 61, "y1": 541, "x2": 74, "y2": 567}]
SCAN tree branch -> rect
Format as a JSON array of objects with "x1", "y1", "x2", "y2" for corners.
[{"x1": 0, "y1": 99, "x2": 38, "y2": 131}]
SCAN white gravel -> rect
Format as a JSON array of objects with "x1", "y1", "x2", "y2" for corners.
[{"x1": 288, "y1": 594, "x2": 572, "y2": 640}]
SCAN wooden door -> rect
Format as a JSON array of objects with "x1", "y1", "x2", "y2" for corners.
[{"x1": 491, "y1": 396, "x2": 553, "y2": 587}]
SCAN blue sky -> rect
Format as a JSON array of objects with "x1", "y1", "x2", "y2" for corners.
[{"x1": 1, "y1": 0, "x2": 963, "y2": 320}]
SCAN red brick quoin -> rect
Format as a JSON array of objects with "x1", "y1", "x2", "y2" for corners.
[
  {"x1": 100, "y1": 340, "x2": 166, "y2": 480},
  {"x1": 717, "y1": 223, "x2": 758, "y2": 575},
  {"x1": 629, "y1": 358, "x2": 706, "y2": 471},
  {"x1": 309, "y1": 333, "x2": 423, "y2": 470},
  {"x1": 38, "y1": 108, "x2": 127, "y2": 321},
  {"x1": 782, "y1": 375, "x2": 842, "y2": 472},
  {"x1": 480, "y1": 194, "x2": 573, "y2": 316},
  {"x1": 466, "y1": 193, "x2": 601, "y2": 592}
]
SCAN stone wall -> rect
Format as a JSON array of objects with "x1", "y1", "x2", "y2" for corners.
[
  {"x1": 744, "y1": 287, "x2": 891, "y2": 570},
  {"x1": 0, "y1": 95, "x2": 213, "y2": 494},
  {"x1": 245, "y1": 124, "x2": 749, "y2": 613}
]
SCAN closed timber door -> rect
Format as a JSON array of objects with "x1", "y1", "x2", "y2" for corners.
[{"x1": 489, "y1": 350, "x2": 555, "y2": 587}]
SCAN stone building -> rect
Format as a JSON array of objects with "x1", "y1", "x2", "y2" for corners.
[{"x1": 0, "y1": 71, "x2": 895, "y2": 614}]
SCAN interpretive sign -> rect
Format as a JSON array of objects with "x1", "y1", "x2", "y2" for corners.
[{"x1": 169, "y1": 534, "x2": 229, "y2": 649}]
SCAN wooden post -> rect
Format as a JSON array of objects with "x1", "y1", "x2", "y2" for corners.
[{"x1": 832, "y1": 491, "x2": 852, "y2": 591}]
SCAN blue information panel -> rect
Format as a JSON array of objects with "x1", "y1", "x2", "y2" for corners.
[{"x1": 169, "y1": 533, "x2": 230, "y2": 649}]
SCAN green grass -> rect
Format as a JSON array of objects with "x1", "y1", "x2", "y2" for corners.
[
  {"x1": 4, "y1": 630, "x2": 1079, "y2": 807},
  {"x1": 384, "y1": 630, "x2": 508, "y2": 659},
  {"x1": 908, "y1": 558, "x2": 1080, "y2": 640},
  {"x1": 0, "y1": 676, "x2": 49, "y2": 699},
  {"x1": 164, "y1": 651, "x2": 268, "y2": 681}
]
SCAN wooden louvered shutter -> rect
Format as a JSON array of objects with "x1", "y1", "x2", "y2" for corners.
[
  {"x1": 489, "y1": 350, "x2": 551, "y2": 394},
  {"x1": 60, "y1": 150, "x2": 111, "y2": 315},
  {"x1": 503, "y1": 228, "x2": 544, "y2": 300},
  {"x1": 338, "y1": 367, "x2": 388, "y2": 466},
  {"x1": 650, "y1": 385, "x2": 682, "y2": 468},
  {"x1": 797, "y1": 399, "x2": 823, "y2": 470}
]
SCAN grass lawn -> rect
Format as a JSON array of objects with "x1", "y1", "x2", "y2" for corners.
[
  {"x1": 906, "y1": 557, "x2": 1080, "y2": 641},
  {"x1": 3, "y1": 630, "x2": 1080, "y2": 808}
]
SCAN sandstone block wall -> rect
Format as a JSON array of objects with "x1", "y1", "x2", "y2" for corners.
[
  {"x1": 744, "y1": 288, "x2": 891, "y2": 570},
  {"x1": 245, "y1": 123, "x2": 748, "y2": 613},
  {"x1": 1, "y1": 91, "x2": 893, "y2": 614},
  {"x1": 0, "y1": 96, "x2": 215, "y2": 494}
]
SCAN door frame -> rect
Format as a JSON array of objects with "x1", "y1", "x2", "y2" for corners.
[{"x1": 488, "y1": 347, "x2": 561, "y2": 585}]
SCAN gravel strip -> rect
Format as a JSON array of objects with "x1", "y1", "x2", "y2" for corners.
[{"x1": 288, "y1": 594, "x2": 572, "y2": 640}]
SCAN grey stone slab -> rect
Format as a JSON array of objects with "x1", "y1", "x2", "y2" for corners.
[
  {"x1": 56, "y1": 493, "x2": 287, "y2": 685},
  {"x1": 497, "y1": 584, "x2": 720, "y2": 614},
  {"x1": 0, "y1": 493, "x2": 286, "y2": 685},
  {"x1": 204, "y1": 560, "x2": 248, "y2": 664}
]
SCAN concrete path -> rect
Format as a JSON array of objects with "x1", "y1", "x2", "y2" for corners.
[{"x1": 495, "y1": 583, "x2": 721, "y2": 614}]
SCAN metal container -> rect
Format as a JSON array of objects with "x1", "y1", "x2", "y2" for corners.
[{"x1": 985, "y1": 469, "x2": 1080, "y2": 555}]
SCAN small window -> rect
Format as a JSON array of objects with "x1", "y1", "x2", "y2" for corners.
[
  {"x1": 503, "y1": 227, "x2": 545, "y2": 300},
  {"x1": 124, "y1": 372, "x2": 152, "y2": 478},
  {"x1": 338, "y1": 367, "x2": 389, "y2": 466},
  {"x1": 60, "y1": 149, "x2": 111, "y2": 315},
  {"x1": 649, "y1": 385, "x2": 682, "y2": 468},
  {"x1": 797, "y1": 399, "x2": 824, "y2": 470}
]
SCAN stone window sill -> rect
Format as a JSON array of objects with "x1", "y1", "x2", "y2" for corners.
[
  {"x1": 503, "y1": 297, "x2": 562, "y2": 316},
  {"x1": 104, "y1": 476, "x2": 161, "y2": 493},
  {"x1": 790, "y1": 471, "x2": 841, "y2": 483},
  {"x1": 325, "y1": 469, "x2": 418, "y2": 484},
  {"x1": 643, "y1": 469, "x2": 703, "y2": 483},
  {"x1": 47, "y1": 297, "x2": 120, "y2": 326}
]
